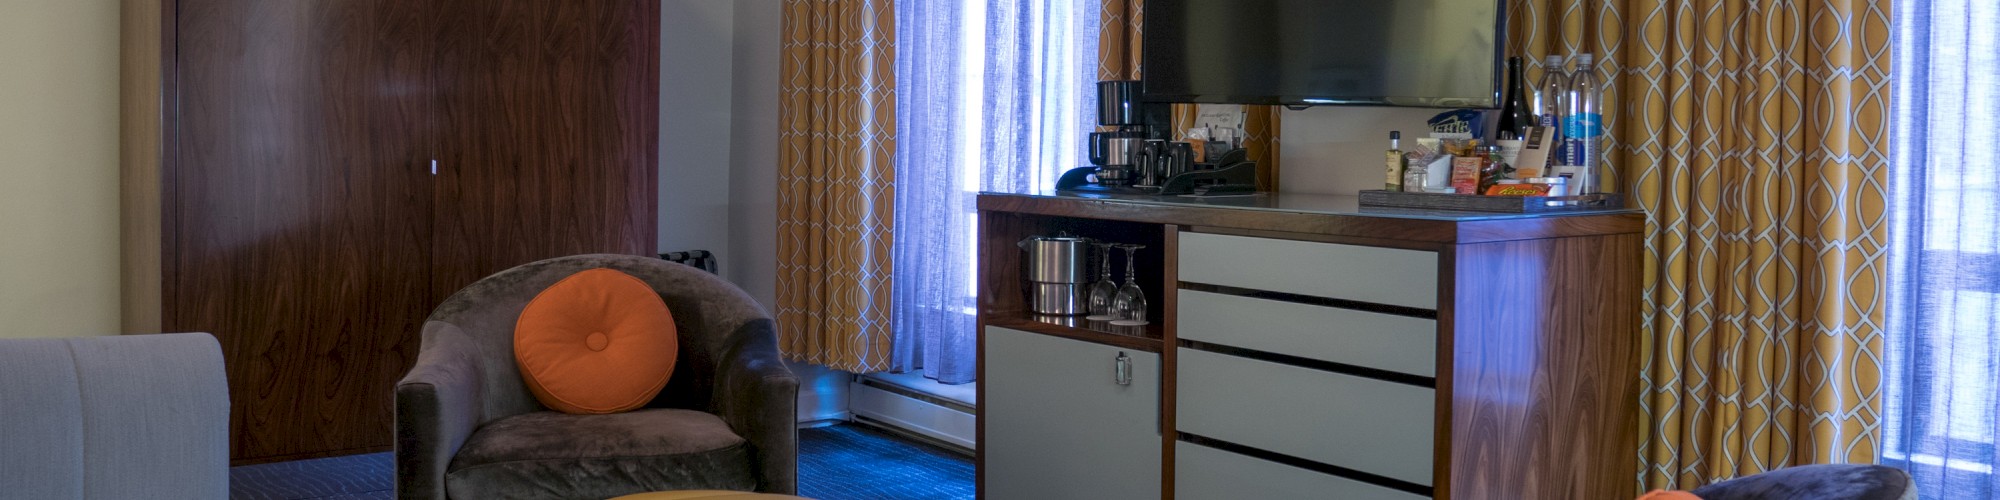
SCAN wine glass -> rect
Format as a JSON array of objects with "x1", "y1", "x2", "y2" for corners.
[
  {"x1": 1110, "y1": 244, "x2": 1148, "y2": 326},
  {"x1": 1086, "y1": 241, "x2": 1119, "y2": 321}
]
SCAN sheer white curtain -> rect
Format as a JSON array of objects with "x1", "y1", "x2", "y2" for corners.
[
  {"x1": 890, "y1": 0, "x2": 1098, "y2": 384},
  {"x1": 1884, "y1": 0, "x2": 2000, "y2": 497}
]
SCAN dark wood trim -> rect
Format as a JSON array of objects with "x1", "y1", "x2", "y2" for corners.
[
  {"x1": 977, "y1": 193, "x2": 1642, "y2": 244},
  {"x1": 1177, "y1": 282, "x2": 1439, "y2": 320},
  {"x1": 229, "y1": 446, "x2": 392, "y2": 464},
  {"x1": 158, "y1": 0, "x2": 181, "y2": 332},
  {"x1": 984, "y1": 317, "x2": 1163, "y2": 353},
  {"x1": 1431, "y1": 245, "x2": 1457, "y2": 500},
  {"x1": 1160, "y1": 224, "x2": 1180, "y2": 500},
  {"x1": 1178, "y1": 432, "x2": 1435, "y2": 497}
]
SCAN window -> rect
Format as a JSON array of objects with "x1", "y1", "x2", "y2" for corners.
[
  {"x1": 889, "y1": 0, "x2": 1100, "y2": 384},
  {"x1": 1882, "y1": 0, "x2": 2000, "y2": 497}
]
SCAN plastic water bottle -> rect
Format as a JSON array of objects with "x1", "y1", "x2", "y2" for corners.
[
  {"x1": 1532, "y1": 55, "x2": 1569, "y2": 130},
  {"x1": 1562, "y1": 53, "x2": 1602, "y2": 194}
]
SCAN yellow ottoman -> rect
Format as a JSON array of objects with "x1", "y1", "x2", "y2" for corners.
[{"x1": 609, "y1": 491, "x2": 812, "y2": 500}]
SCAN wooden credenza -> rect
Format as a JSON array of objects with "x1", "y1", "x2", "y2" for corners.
[{"x1": 976, "y1": 192, "x2": 1643, "y2": 500}]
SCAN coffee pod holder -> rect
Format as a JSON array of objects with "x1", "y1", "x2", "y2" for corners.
[{"x1": 1057, "y1": 149, "x2": 1258, "y2": 196}]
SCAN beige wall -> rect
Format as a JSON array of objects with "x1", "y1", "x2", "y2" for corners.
[
  {"x1": 660, "y1": 0, "x2": 737, "y2": 262},
  {"x1": 1280, "y1": 107, "x2": 1448, "y2": 194},
  {"x1": 0, "y1": 0, "x2": 123, "y2": 338}
]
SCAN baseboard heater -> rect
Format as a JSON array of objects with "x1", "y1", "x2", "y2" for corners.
[{"x1": 848, "y1": 376, "x2": 976, "y2": 454}]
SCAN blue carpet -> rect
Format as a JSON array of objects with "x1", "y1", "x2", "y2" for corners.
[
  {"x1": 229, "y1": 453, "x2": 393, "y2": 500},
  {"x1": 228, "y1": 424, "x2": 973, "y2": 500},
  {"x1": 798, "y1": 425, "x2": 974, "y2": 500}
]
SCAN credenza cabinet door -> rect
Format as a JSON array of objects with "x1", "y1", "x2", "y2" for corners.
[
  {"x1": 172, "y1": 0, "x2": 439, "y2": 462},
  {"x1": 429, "y1": 0, "x2": 661, "y2": 296},
  {"x1": 984, "y1": 327, "x2": 1161, "y2": 500}
]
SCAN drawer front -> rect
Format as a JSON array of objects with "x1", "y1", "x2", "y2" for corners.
[
  {"x1": 1178, "y1": 232, "x2": 1439, "y2": 309},
  {"x1": 1177, "y1": 348, "x2": 1435, "y2": 486},
  {"x1": 1178, "y1": 289, "x2": 1437, "y2": 377},
  {"x1": 1177, "y1": 441, "x2": 1429, "y2": 500}
]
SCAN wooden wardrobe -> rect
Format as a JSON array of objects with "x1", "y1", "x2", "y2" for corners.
[{"x1": 121, "y1": 0, "x2": 659, "y2": 463}]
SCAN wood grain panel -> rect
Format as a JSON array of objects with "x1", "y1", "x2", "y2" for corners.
[
  {"x1": 1445, "y1": 234, "x2": 1643, "y2": 499},
  {"x1": 430, "y1": 0, "x2": 661, "y2": 296},
  {"x1": 171, "y1": 0, "x2": 437, "y2": 462}
]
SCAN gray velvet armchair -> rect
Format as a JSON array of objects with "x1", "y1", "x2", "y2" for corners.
[{"x1": 396, "y1": 254, "x2": 799, "y2": 500}]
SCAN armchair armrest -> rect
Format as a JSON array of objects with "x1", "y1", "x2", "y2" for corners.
[
  {"x1": 396, "y1": 322, "x2": 488, "y2": 500},
  {"x1": 713, "y1": 318, "x2": 800, "y2": 494}
]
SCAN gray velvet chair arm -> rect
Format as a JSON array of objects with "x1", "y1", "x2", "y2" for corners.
[
  {"x1": 713, "y1": 318, "x2": 800, "y2": 494},
  {"x1": 396, "y1": 322, "x2": 489, "y2": 500},
  {"x1": 1690, "y1": 464, "x2": 1917, "y2": 500}
]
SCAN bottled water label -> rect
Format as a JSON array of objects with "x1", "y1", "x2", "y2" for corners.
[
  {"x1": 1562, "y1": 113, "x2": 1603, "y2": 138},
  {"x1": 1560, "y1": 113, "x2": 1602, "y2": 167}
]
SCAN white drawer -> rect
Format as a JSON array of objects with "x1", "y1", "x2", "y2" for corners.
[
  {"x1": 1178, "y1": 289, "x2": 1437, "y2": 377},
  {"x1": 1177, "y1": 441, "x2": 1429, "y2": 500},
  {"x1": 1178, "y1": 232, "x2": 1438, "y2": 309},
  {"x1": 1177, "y1": 348, "x2": 1435, "y2": 486}
]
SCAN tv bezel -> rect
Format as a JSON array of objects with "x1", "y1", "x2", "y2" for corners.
[{"x1": 1138, "y1": 0, "x2": 1509, "y2": 109}]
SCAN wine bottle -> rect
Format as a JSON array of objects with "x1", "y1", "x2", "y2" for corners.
[{"x1": 1496, "y1": 56, "x2": 1534, "y2": 140}]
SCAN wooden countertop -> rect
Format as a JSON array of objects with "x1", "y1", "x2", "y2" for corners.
[{"x1": 978, "y1": 191, "x2": 1644, "y2": 244}]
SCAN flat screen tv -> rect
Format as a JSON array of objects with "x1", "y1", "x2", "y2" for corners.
[{"x1": 1142, "y1": 0, "x2": 1505, "y2": 108}]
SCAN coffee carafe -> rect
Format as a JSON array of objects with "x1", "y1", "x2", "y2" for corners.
[{"x1": 1089, "y1": 132, "x2": 1144, "y2": 186}]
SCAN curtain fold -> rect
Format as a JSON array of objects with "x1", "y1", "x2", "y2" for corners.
[
  {"x1": 1512, "y1": 0, "x2": 1892, "y2": 491},
  {"x1": 1097, "y1": 0, "x2": 1281, "y2": 191},
  {"x1": 1882, "y1": 0, "x2": 2000, "y2": 497},
  {"x1": 776, "y1": 0, "x2": 898, "y2": 373}
]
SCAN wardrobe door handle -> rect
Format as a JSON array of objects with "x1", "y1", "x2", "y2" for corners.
[{"x1": 430, "y1": 159, "x2": 437, "y2": 175}]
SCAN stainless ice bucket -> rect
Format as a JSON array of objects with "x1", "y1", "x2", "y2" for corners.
[{"x1": 1018, "y1": 235, "x2": 1090, "y2": 315}]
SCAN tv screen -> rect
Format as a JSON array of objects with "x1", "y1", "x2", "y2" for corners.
[{"x1": 1143, "y1": 0, "x2": 1505, "y2": 108}]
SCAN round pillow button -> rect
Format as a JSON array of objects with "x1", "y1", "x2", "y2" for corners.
[{"x1": 586, "y1": 332, "x2": 610, "y2": 351}]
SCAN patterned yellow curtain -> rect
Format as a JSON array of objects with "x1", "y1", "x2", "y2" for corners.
[
  {"x1": 776, "y1": 0, "x2": 897, "y2": 373},
  {"x1": 1510, "y1": 0, "x2": 1890, "y2": 491},
  {"x1": 1097, "y1": 0, "x2": 1282, "y2": 191}
]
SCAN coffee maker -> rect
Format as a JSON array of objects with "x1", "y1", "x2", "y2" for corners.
[
  {"x1": 1088, "y1": 80, "x2": 1147, "y2": 186},
  {"x1": 1060, "y1": 80, "x2": 1259, "y2": 195}
]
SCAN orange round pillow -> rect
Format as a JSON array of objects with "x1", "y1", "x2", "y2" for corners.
[{"x1": 515, "y1": 268, "x2": 678, "y2": 414}]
